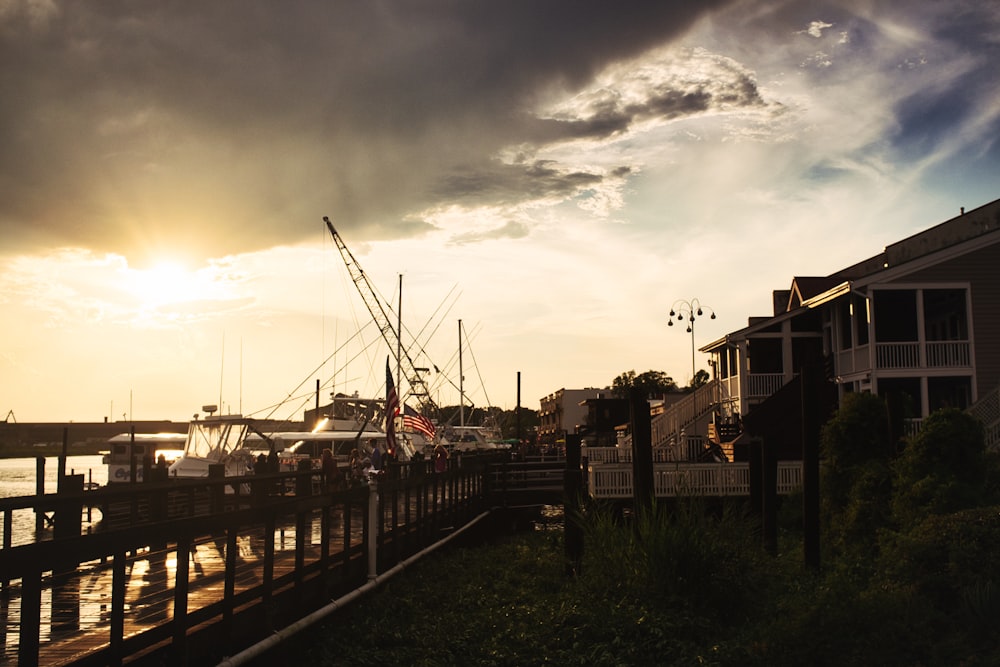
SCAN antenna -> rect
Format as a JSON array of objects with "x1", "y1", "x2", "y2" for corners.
[{"x1": 219, "y1": 331, "x2": 226, "y2": 413}]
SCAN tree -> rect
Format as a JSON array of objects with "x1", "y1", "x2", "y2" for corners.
[
  {"x1": 819, "y1": 392, "x2": 894, "y2": 562},
  {"x1": 687, "y1": 369, "x2": 710, "y2": 391},
  {"x1": 891, "y1": 408, "x2": 990, "y2": 528},
  {"x1": 610, "y1": 370, "x2": 679, "y2": 399}
]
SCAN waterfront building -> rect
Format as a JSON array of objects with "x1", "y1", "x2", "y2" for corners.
[
  {"x1": 537, "y1": 388, "x2": 605, "y2": 447},
  {"x1": 658, "y1": 197, "x2": 1000, "y2": 460}
]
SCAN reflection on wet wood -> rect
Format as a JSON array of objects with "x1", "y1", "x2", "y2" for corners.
[{"x1": 0, "y1": 457, "x2": 493, "y2": 665}]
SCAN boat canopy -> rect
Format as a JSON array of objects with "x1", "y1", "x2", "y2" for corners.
[{"x1": 184, "y1": 418, "x2": 250, "y2": 460}]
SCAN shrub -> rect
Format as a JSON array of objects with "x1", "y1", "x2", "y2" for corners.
[
  {"x1": 891, "y1": 408, "x2": 989, "y2": 527},
  {"x1": 819, "y1": 393, "x2": 894, "y2": 564},
  {"x1": 580, "y1": 499, "x2": 765, "y2": 624}
]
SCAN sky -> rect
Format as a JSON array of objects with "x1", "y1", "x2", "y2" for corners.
[{"x1": 1, "y1": 0, "x2": 998, "y2": 425}]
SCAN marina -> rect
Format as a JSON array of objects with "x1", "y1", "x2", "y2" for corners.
[{"x1": 0, "y1": 435, "x2": 804, "y2": 665}]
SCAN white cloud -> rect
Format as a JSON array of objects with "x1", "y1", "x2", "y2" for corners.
[{"x1": 803, "y1": 21, "x2": 834, "y2": 38}]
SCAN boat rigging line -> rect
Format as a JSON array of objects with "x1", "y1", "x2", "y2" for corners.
[{"x1": 324, "y1": 216, "x2": 439, "y2": 414}]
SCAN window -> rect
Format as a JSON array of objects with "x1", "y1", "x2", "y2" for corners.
[
  {"x1": 792, "y1": 337, "x2": 823, "y2": 372},
  {"x1": 928, "y1": 377, "x2": 972, "y2": 411},
  {"x1": 877, "y1": 377, "x2": 921, "y2": 419},
  {"x1": 924, "y1": 289, "x2": 968, "y2": 341},
  {"x1": 837, "y1": 299, "x2": 852, "y2": 350},
  {"x1": 873, "y1": 290, "x2": 918, "y2": 342},
  {"x1": 853, "y1": 294, "x2": 869, "y2": 345},
  {"x1": 748, "y1": 338, "x2": 782, "y2": 374}
]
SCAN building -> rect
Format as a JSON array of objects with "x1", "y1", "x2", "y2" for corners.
[
  {"x1": 537, "y1": 388, "x2": 606, "y2": 446},
  {"x1": 655, "y1": 197, "x2": 1000, "y2": 460},
  {"x1": 578, "y1": 396, "x2": 632, "y2": 448}
]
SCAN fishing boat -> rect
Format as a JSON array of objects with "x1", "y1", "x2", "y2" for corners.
[
  {"x1": 167, "y1": 409, "x2": 267, "y2": 478},
  {"x1": 168, "y1": 396, "x2": 407, "y2": 478},
  {"x1": 439, "y1": 424, "x2": 510, "y2": 452},
  {"x1": 104, "y1": 432, "x2": 187, "y2": 483}
]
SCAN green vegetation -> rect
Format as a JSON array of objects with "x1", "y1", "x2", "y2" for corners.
[
  {"x1": 611, "y1": 369, "x2": 680, "y2": 397},
  {"x1": 276, "y1": 400, "x2": 1000, "y2": 666}
]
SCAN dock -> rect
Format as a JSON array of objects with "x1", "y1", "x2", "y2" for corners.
[
  {"x1": 0, "y1": 448, "x2": 803, "y2": 665},
  {"x1": 1, "y1": 456, "x2": 494, "y2": 666}
]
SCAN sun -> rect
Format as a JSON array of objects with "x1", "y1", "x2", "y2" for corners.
[{"x1": 130, "y1": 261, "x2": 202, "y2": 308}]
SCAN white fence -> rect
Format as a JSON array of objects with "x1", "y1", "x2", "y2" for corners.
[
  {"x1": 585, "y1": 446, "x2": 682, "y2": 464},
  {"x1": 587, "y1": 461, "x2": 803, "y2": 499}
]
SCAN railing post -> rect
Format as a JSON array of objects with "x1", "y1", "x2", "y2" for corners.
[
  {"x1": 209, "y1": 464, "x2": 226, "y2": 514},
  {"x1": 761, "y1": 440, "x2": 777, "y2": 555},
  {"x1": 630, "y1": 387, "x2": 654, "y2": 515},
  {"x1": 367, "y1": 478, "x2": 379, "y2": 581},
  {"x1": 18, "y1": 568, "x2": 41, "y2": 666},
  {"x1": 35, "y1": 456, "x2": 46, "y2": 534},
  {"x1": 801, "y1": 364, "x2": 822, "y2": 570},
  {"x1": 564, "y1": 434, "x2": 583, "y2": 576},
  {"x1": 748, "y1": 438, "x2": 762, "y2": 521},
  {"x1": 172, "y1": 535, "x2": 191, "y2": 665}
]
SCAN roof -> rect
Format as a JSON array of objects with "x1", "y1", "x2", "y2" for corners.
[
  {"x1": 787, "y1": 277, "x2": 843, "y2": 310},
  {"x1": 702, "y1": 196, "x2": 1000, "y2": 351}
]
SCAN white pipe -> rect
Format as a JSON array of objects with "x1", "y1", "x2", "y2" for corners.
[{"x1": 217, "y1": 510, "x2": 491, "y2": 667}]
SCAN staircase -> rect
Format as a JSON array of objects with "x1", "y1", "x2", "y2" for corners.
[
  {"x1": 650, "y1": 379, "x2": 726, "y2": 455},
  {"x1": 968, "y1": 384, "x2": 1000, "y2": 451}
]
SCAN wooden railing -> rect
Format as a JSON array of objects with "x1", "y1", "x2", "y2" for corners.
[
  {"x1": 650, "y1": 379, "x2": 722, "y2": 448},
  {"x1": 746, "y1": 373, "x2": 788, "y2": 399},
  {"x1": 587, "y1": 461, "x2": 803, "y2": 499},
  {"x1": 585, "y1": 447, "x2": 681, "y2": 464},
  {"x1": 874, "y1": 340, "x2": 971, "y2": 369},
  {"x1": 0, "y1": 458, "x2": 491, "y2": 665},
  {"x1": 926, "y1": 341, "x2": 971, "y2": 367}
]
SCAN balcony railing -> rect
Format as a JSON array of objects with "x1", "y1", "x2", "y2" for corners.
[
  {"x1": 926, "y1": 341, "x2": 971, "y2": 367},
  {"x1": 875, "y1": 342, "x2": 919, "y2": 368},
  {"x1": 874, "y1": 340, "x2": 971, "y2": 369},
  {"x1": 747, "y1": 373, "x2": 787, "y2": 399}
]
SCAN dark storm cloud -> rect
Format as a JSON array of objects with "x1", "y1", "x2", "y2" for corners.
[
  {"x1": 0, "y1": 0, "x2": 734, "y2": 259},
  {"x1": 435, "y1": 159, "x2": 604, "y2": 206}
]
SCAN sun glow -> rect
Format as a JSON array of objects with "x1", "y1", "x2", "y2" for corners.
[{"x1": 129, "y1": 261, "x2": 213, "y2": 310}]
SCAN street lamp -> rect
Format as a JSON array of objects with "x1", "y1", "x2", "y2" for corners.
[{"x1": 668, "y1": 298, "x2": 716, "y2": 383}]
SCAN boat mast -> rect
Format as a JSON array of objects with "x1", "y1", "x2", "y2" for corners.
[{"x1": 459, "y1": 319, "x2": 464, "y2": 428}]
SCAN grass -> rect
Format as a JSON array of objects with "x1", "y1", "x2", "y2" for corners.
[{"x1": 255, "y1": 498, "x2": 1000, "y2": 666}]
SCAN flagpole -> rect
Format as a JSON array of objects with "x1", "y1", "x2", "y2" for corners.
[
  {"x1": 459, "y1": 319, "x2": 464, "y2": 428},
  {"x1": 397, "y1": 274, "x2": 402, "y2": 399}
]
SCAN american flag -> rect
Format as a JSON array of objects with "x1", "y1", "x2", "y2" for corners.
[
  {"x1": 385, "y1": 358, "x2": 399, "y2": 452},
  {"x1": 402, "y1": 404, "x2": 436, "y2": 439}
]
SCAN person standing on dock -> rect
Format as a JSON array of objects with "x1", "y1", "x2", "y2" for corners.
[
  {"x1": 433, "y1": 443, "x2": 449, "y2": 474},
  {"x1": 349, "y1": 448, "x2": 363, "y2": 486},
  {"x1": 321, "y1": 448, "x2": 343, "y2": 491}
]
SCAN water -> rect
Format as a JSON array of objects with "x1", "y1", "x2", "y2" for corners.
[{"x1": 0, "y1": 455, "x2": 107, "y2": 546}]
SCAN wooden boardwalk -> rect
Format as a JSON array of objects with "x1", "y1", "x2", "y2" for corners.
[
  {"x1": 3, "y1": 511, "x2": 365, "y2": 665},
  {"x1": 0, "y1": 458, "x2": 490, "y2": 666},
  {"x1": 0, "y1": 451, "x2": 805, "y2": 665}
]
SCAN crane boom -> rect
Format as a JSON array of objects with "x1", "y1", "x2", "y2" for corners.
[{"x1": 323, "y1": 217, "x2": 436, "y2": 413}]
